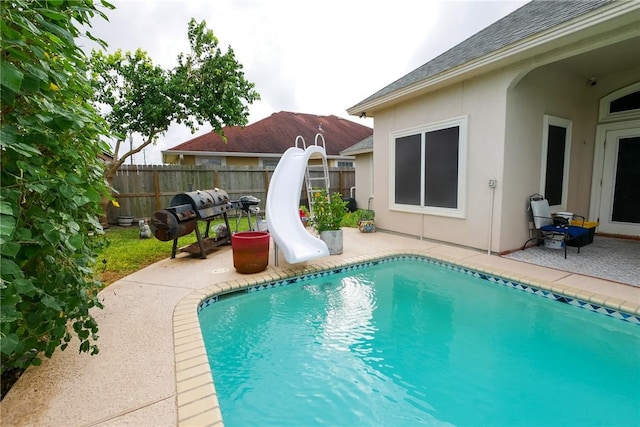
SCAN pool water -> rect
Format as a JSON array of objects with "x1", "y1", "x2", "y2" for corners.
[{"x1": 199, "y1": 258, "x2": 640, "y2": 426}]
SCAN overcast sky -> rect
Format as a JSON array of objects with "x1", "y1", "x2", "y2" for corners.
[{"x1": 83, "y1": 0, "x2": 528, "y2": 164}]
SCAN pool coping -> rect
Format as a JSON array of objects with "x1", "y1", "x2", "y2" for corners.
[{"x1": 172, "y1": 249, "x2": 640, "y2": 426}]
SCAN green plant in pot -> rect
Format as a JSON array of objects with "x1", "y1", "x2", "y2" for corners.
[
  {"x1": 357, "y1": 209, "x2": 376, "y2": 233},
  {"x1": 309, "y1": 189, "x2": 348, "y2": 255}
]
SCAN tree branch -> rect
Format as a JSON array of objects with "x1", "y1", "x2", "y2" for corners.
[{"x1": 106, "y1": 132, "x2": 158, "y2": 178}]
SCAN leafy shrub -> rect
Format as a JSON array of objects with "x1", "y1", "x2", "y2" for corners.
[
  {"x1": 340, "y1": 211, "x2": 360, "y2": 228},
  {"x1": 357, "y1": 209, "x2": 375, "y2": 221},
  {"x1": 1, "y1": 0, "x2": 113, "y2": 373},
  {"x1": 309, "y1": 189, "x2": 348, "y2": 232}
]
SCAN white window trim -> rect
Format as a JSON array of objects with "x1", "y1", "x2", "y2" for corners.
[
  {"x1": 540, "y1": 115, "x2": 572, "y2": 211},
  {"x1": 389, "y1": 115, "x2": 468, "y2": 218},
  {"x1": 598, "y1": 81, "x2": 640, "y2": 123},
  {"x1": 336, "y1": 161, "x2": 355, "y2": 168}
]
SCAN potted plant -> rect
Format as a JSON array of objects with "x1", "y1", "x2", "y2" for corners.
[
  {"x1": 309, "y1": 189, "x2": 348, "y2": 255},
  {"x1": 357, "y1": 209, "x2": 375, "y2": 233}
]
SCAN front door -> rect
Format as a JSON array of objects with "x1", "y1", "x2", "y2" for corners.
[{"x1": 597, "y1": 123, "x2": 640, "y2": 235}]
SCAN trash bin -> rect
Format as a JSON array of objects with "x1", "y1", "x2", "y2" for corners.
[
  {"x1": 568, "y1": 220, "x2": 599, "y2": 246},
  {"x1": 232, "y1": 231, "x2": 270, "y2": 273}
]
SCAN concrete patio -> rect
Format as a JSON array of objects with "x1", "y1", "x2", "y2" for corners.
[{"x1": 1, "y1": 228, "x2": 638, "y2": 426}]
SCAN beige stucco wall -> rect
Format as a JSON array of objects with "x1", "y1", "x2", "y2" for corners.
[
  {"x1": 501, "y1": 65, "x2": 640, "y2": 251},
  {"x1": 354, "y1": 152, "x2": 374, "y2": 210},
  {"x1": 502, "y1": 66, "x2": 598, "y2": 251},
  {"x1": 370, "y1": 54, "x2": 638, "y2": 253},
  {"x1": 372, "y1": 70, "x2": 516, "y2": 251}
]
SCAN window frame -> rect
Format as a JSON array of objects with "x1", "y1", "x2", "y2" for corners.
[
  {"x1": 389, "y1": 116, "x2": 468, "y2": 218},
  {"x1": 261, "y1": 158, "x2": 280, "y2": 168},
  {"x1": 195, "y1": 156, "x2": 223, "y2": 167},
  {"x1": 598, "y1": 82, "x2": 640, "y2": 123},
  {"x1": 336, "y1": 160, "x2": 354, "y2": 168},
  {"x1": 540, "y1": 114, "x2": 572, "y2": 211}
]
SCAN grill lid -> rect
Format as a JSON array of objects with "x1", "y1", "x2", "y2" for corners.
[{"x1": 170, "y1": 188, "x2": 231, "y2": 219}]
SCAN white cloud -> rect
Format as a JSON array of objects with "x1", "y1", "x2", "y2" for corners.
[{"x1": 85, "y1": 0, "x2": 527, "y2": 164}]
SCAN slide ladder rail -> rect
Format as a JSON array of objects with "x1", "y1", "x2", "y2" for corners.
[
  {"x1": 304, "y1": 133, "x2": 331, "y2": 216},
  {"x1": 294, "y1": 135, "x2": 306, "y2": 150}
]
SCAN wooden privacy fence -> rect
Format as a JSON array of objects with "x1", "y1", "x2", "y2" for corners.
[{"x1": 107, "y1": 165, "x2": 355, "y2": 224}]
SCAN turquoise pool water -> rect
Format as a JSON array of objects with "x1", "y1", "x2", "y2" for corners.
[{"x1": 199, "y1": 258, "x2": 640, "y2": 426}]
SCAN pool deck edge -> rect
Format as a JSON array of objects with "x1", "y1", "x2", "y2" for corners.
[
  {"x1": 174, "y1": 239, "x2": 640, "y2": 426},
  {"x1": 1, "y1": 228, "x2": 638, "y2": 427}
]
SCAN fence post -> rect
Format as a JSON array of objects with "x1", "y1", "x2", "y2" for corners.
[
  {"x1": 154, "y1": 169, "x2": 161, "y2": 210},
  {"x1": 110, "y1": 165, "x2": 353, "y2": 221}
]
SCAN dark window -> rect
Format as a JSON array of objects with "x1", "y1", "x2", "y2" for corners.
[
  {"x1": 609, "y1": 91, "x2": 640, "y2": 113},
  {"x1": 394, "y1": 134, "x2": 421, "y2": 205},
  {"x1": 544, "y1": 124, "x2": 566, "y2": 206},
  {"x1": 394, "y1": 123, "x2": 462, "y2": 211},
  {"x1": 425, "y1": 127, "x2": 459, "y2": 208},
  {"x1": 612, "y1": 136, "x2": 640, "y2": 223}
]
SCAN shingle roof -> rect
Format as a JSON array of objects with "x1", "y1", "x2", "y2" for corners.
[
  {"x1": 167, "y1": 111, "x2": 372, "y2": 156},
  {"x1": 341, "y1": 135, "x2": 373, "y2": 156},
  {"x1": 350, "y1": 0, "x2": 612, "y2": 109}
]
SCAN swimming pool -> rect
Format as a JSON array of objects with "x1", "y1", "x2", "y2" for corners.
[{"x1": 197, "y1": 256, "x2": 640, "y2": 426}]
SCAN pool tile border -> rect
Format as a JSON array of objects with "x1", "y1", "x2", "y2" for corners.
[{"x1": 174, "y1": 250, "x2": 640, "y2": 426}]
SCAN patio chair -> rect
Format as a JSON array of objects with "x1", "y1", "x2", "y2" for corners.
[{"x1": 522, "y1": 194, "x2": 590, "y2": 259}]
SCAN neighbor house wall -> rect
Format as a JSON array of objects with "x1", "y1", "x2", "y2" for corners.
[
  {"x1": 354, "y1": 152, "x2": 374, "y2": 211},
  {"x1": 226, "y1": 156, "x2": 259, "y2": 167},
  {"x1": 372, "y1": 70, "x2": 514, "y2": 251}
]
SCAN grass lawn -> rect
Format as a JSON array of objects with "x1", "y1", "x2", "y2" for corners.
[
  {"x1": 97, "y1": 210, "x2": 366, "y2": 286},
  {"x1": 97, "y1": 217, "x2": 251, "y2": 285}
]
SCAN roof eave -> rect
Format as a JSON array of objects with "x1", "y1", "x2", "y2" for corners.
[
  {"x1": 341, "y1": 148, "x2": 373, "y2": 156},
  {"x1": 162, "y1": 150, "x2": 283, "y2": 158},
  {"x1": 347, "y1": 1, "x2": 639, "y2": 117},
  {"x1": 327, "y1": 155, "x2": 356, "y2": 160},
  {"x1": 162, "y1": 151, "x2": 355, "y2": 160}
]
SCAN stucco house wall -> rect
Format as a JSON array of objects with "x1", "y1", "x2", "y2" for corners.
[
  {"x1": 348, "y1": 1, "x2": 640, "y2": 252},
  {"x1": 355, "y1": 152, "x2": 374, "y2": 210},
  {"x1": 500, "y1": 65, "x2": 597, "y2": 250},
  {"x1": 373, "y1": 72, "x2": 512, "y2": 250},
  {"x1": 500, "y1": 64, "x2": 640, "y2": 250}
]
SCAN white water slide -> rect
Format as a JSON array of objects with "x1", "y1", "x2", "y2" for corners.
[{"x1": 266, "y1": 141, "x2": 329, "y2": 264}]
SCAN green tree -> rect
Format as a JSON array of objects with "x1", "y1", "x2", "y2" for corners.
[
  {"x1": 90, "y1": 18, "x2": 260, "y2": 187},
  {"x1": 1, "y1": 0, "x2": 114, "y2": 372}
]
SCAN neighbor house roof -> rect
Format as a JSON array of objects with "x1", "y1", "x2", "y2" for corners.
[
  {"x1": 165, "y1": 111, "x2": 372, "y2": 157},
  {"x1": 348, "y1": 0, "x2": 617, "y2": 116}
]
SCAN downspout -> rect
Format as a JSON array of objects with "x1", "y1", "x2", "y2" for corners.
[{"x1": 488, "y1": 179, "x2": 497, "y2": 254}]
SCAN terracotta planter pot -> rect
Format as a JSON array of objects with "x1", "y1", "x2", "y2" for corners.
[{"x1": 232, "y1": 231, "x2": 270, "y2": 273}]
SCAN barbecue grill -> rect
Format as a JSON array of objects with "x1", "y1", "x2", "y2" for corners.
[
  {"x1": 151, "y1": 188, "x2": 263, "y2": 259},
  {"x1": 235, "y1": 195, "x2": 260, "y2": 231},
  {"x1": 151, "y1": 188, "x2": 234, "y2": 258}
]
